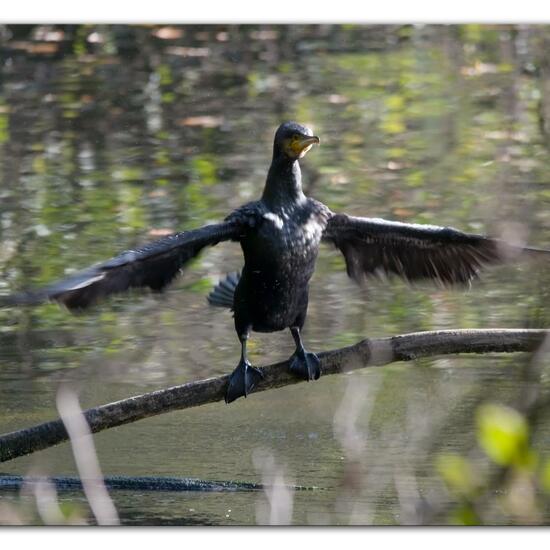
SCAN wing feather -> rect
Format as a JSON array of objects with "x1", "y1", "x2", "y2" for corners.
[
  {"x1": 323, "y1": 214, "x2": 548, "y2": 287},
  {"x1": 2, "y1": 221, "x2": 242, "y2": 310}
]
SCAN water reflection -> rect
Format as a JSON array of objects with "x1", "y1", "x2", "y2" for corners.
[{"x1": 1, "y1": 24, "x2": 550, "y2": 525}]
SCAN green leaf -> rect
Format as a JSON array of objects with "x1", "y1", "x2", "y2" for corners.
[
  {"x1": 436, "y1": 453, "x2": 478, "y2": 497},
  {"x1": 476, "y1": 404, "x2": 529, "y2": 467},
  {"x1": 449, "y1": 504, "x2": 480, "y2": 526}
]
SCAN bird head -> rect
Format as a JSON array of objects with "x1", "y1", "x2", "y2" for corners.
[{"x1": 273, "y1": 121, "x2": 320, "y2": 161}]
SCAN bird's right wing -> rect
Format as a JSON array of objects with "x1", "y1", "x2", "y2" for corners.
[{"x1": 1, "y1": 221, "x2": 243, "y2": 310}]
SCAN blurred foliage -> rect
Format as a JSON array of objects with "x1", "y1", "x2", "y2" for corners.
[
  {"x1": 435, "y1": 349, "x2": 550, "y2": 526},
  {"x1": 476, "y1": 404, "x2": 531, "y2": 468},
  {"x1": 0, "y1": 492, "x2": 88, "y2": 526}
]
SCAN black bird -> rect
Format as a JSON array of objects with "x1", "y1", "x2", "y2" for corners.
[{"x1": 2, "y1": 121, "x2": 550, "y2": 403}]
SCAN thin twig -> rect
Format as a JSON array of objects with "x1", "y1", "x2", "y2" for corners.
[{"x1": 56, "y1": 387, "x2": 119, "y2": 525}]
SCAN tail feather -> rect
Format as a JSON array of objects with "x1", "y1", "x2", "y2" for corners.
[
  {"x1": 213, "y1": 288, "x2": 235, "y2": 302},
  {"x1": 207, "y1": 272, "x2": 240, "y2": 310}
]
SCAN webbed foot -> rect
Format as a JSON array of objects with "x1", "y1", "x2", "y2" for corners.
[
  {"x1": 226, "y1": 359, "x2": 264, "y2": 404},
  {"x1": 289, "y1": 348, "x2": 321, "y2": 381}
]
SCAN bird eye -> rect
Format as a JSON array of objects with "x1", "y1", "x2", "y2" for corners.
[{"x1": 292, "y1": 134, "x2": 299, "y2": 141}]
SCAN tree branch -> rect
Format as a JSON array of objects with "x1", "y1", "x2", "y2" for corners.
[{"x1": 1, "y1": 328, "x2": 548, "y2": 463}]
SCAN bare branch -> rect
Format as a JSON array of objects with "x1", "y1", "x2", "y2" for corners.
[{"x1": 0, "y1": 328, "x2": 547, "y2": 463}]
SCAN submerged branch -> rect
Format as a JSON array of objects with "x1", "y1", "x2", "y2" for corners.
[
  {"x1": 1, "y1": 328, "x2": 548, "y2": 463},
  {"x1": 0, "y1": 474, "x2": 268, "y2": 493}
]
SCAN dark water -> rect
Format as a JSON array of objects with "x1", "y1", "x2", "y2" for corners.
[{"x1": 1, "y1": 24, "x2": 550, "y2": 525}]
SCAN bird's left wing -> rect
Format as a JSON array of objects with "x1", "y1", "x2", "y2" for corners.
[
  {"x1": 322, "y1": 213, "x2": 550, "y2": 286},
  {"x1": 1, "y1": 221, "x2": 242, "y2": 310}
]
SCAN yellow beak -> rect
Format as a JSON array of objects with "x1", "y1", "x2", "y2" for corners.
[{"x1": 292, "y1": 135, "x2": 320, "y2": 156}]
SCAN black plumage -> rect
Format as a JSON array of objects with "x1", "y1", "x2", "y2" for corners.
[
  {"x1": 2, "y1": 222, "x2": 241, "y2": 310},
  {"x1": 208, "y1": 272, "x2": 240, "y2": 309},
  {"x1": 322, "y1": 214, "x2": 543, "y2": 287},
  {"x1": 2, "y1": 121, "x2": 550, "y2": 403}
]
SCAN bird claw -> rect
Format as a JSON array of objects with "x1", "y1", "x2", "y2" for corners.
[
  {"x1": 289, "y1": 349, "x2": 321, "y2": 381},
  {"x1": 225, "y1": 359, "x2": 264, "y2": 404}
]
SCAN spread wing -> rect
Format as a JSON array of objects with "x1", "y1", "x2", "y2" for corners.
[
  {"x1": 1, "y1": 221, "x2": 242, "y2": 310},
  {"x1": 323, "y1": 213, "x2": 550, "y2": 286}
]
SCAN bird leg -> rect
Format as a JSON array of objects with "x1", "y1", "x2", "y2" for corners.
[
  {"x1": 288, "y1": 327, "x2": 321, "y2": 381},
  {"x1": 226, "y1": 333, "x2": 264, "y2": 404}
]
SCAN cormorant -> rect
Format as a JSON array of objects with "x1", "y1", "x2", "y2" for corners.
[{"x1": 2, "y1": 121, "x2": 549, "y2": 403}]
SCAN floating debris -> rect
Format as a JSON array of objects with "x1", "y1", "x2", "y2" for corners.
[
  {"x1": 178, "y1": 116, "x2": 224, "y2": 128},
  {"x1": 153, "y1": 27, "x2": 184, "y2": 40}
]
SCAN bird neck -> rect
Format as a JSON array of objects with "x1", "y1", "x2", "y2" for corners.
[{"x1": 262, "y1": 157, "x2": 306, "y2": 208}]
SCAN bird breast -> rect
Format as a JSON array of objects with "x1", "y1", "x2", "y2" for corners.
[
  {"x1": 236, "y1": 202, "x2": 329, "y2": 330},
  {"x1": 260, "y1": 208, "x2": 324, "y2": 262}
]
